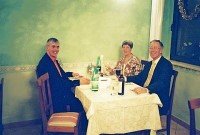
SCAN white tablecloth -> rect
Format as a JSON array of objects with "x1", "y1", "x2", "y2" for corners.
[{"x1": 75, "y1": 82, "x2": 162, "y2": 135}]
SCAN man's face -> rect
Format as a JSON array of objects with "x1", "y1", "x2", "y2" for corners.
[
  {"x1": 149, "y1": 41, "x2": 163, "y2": 60},
  {"x1": 46, "y1": 41, "x2": 60, "y2": 58}
]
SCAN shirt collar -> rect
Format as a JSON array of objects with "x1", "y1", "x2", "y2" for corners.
[
  {"x1": 153, "y1": 56, "x2": 161, "y2": 64},
  {"x1": 47, "y1": 53, "x2": 57, "y2": 63}
]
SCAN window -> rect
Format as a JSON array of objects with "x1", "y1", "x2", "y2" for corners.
[{"x1": 171, "y1": 0, "x2": 200, "y2": 66}]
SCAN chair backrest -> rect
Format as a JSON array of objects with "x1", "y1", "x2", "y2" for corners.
[
  {"x1": 141, "y1": 60, "x2": 149, "y2": 66},
  {"x1": 37, "y1": 73, "x2": 53, "y2": 131},
  {"x1": 140, "y1": 60, "x2": 178, "y2": 110},
  {"x1": 168, "y1": 70, "x2": 178, "y2": 115},
  {"x1": 140, "y1": 60, "x2": 178, "y2": 114},
  {"x1": 188, "y1": 98, "x2": 200, "y2": 135},
  {"x1": 0, "y1": 78, "x2": 4, "y2": 135},
  {"x1": 141, "y1": 60, "x2": 149, "y2": 69},
  {"x1": 141, "y1": 60, "x2": 179, "y2": 135}
]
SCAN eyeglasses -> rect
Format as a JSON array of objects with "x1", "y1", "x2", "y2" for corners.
[{"x1": 149, "y1": 47, "x2": 161, "y2": 50}]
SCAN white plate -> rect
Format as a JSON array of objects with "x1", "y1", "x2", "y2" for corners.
[{"x1": 68, "y1": 77, "x2": 80, "y2": 81}]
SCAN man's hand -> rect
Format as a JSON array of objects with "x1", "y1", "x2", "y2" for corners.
[
  {"x1": 106, "y1": 66, "x2": 113, "y2": 73},
  {"x1": 80, "y1": 78, "x2": 90, "y2": 85},
  {"x1": 72, "y1": 72, "x2": 80, "y2": 77},
  {"x1": 132, "y1": 87, "x2": 148, "y2": 94}
]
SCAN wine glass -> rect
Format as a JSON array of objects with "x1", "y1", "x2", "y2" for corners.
[
  {"x1": 87, "y1": 63, "x2": 94, "y2": 78},
  {"x1": 115, "y1": 69, "x2": 121, "y2": 77}
]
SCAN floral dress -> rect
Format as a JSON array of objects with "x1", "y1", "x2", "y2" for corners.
[{"x1": 114, "y1": 54, "x2": 142, "y2": 76}]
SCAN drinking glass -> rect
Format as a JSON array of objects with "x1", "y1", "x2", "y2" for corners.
[{"x1": 115, "y1": 69, "x2": 121, "y2": 76}]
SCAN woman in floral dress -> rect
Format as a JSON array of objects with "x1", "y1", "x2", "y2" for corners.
[{"x1": 106, "y1": 40, "x2": 142, "y2": 76}]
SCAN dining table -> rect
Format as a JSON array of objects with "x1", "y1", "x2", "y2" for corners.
[{"x1": 75, "y1": 76, "x2": 162, "y2": 135}]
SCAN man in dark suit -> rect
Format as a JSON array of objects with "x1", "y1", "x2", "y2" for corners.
[
  {"x1": 36, "y1": 37, "x2": 90, "y2": 113},
  {"x1": 126, "y1": 40, "x2": 173, "y2": 115}
]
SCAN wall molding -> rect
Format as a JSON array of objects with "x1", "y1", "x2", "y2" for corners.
[
  {"x1": 1, "y1": 60, "x2": 200, "y2": 74},
  {"x1": 0, "y1": 61, "x2": 116, "y2": 74},
  {"x1": 0, "y1": 65, "x2": 36, "y2": 73},
  {"x1": 171, "y1": 60, "x2": 200, "y2": 73},
  {"x1": 3, "y1": 119, "x2": 41, "y2": 129}
]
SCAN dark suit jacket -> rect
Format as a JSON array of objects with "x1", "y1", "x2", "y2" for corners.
[
  {"x1": 36, "y1": 53, "x2": 80, "y2": 113},
  {"x1": 127, "y1": 56, "x2": 173, "y2": 115}
]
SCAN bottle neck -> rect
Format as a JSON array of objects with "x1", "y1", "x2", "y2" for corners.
[
  {"x1": 120, "y1": 69, "x2": 124, "y2": 76},
  {"x1": 119, "y1": 74, "x2": 124, "y2": 81}
]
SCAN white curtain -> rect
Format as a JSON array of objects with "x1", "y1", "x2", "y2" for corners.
[
  {"x1": 148, "y1": 0, "x2": 165, "y2": 60},
  {"x1": 150, "y1": 0, "x2": 165, "y2": 41}
]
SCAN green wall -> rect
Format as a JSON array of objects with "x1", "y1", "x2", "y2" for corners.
[
  {"x1": 2, "y1": 72, "x2": 39, "y2": 123},
  {"x1": 1, "y1": 0, "x2": 199, "y2": 131},
  {"x1": 0, "y1": 0, "x2": 151, "y2": 66},
  {"x1": 162, "y1": 0, "x2": 200, "y2": 130},
  {"x1": 0, "y1": 0, "x2": 152, "y2": 124}
]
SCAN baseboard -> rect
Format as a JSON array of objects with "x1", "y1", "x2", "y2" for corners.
[
  {"x1": 2, "y1": 116, "x2": 200, "y2": 134},
  {"x1": 172, "y1": 115, "x2": 200, "y2": 134},
  {"x1": 3, "y1": 119, "x2": 41, "y2": 129}
]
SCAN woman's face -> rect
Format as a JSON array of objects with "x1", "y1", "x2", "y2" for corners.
[{"x1": 122, "y1": 44, "x2": 132, "y2": 56}]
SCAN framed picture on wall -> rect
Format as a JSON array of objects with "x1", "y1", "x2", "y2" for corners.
[{"x1": 170, "y1": 0, "x2": 200, "y2": 66}]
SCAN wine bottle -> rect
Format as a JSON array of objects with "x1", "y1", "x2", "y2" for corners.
[
  {"x1": 96, "y1": 55, "x2": 104, "y2": 77},
  {"x1": 100, "y1": 55, "x2": 104, "y2": 73},
  {"x1": 96, "y1": 56, "x2": 101, "y2": 72},
  {"x1": 91, "y1": 68, "x2": 99, "y2": 91},
  {"x1": 118, "y1": 73, "x2": 125, "y2": 95}
]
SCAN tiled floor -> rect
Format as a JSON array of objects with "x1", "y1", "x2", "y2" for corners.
[
  {"x1": 2, "y1": 117, "x2": 196, "y2": 135},
  {"x1": 158, "y1": 116, "x2": 190, "y2": 135}
]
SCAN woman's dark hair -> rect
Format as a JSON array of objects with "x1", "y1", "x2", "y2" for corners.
[{"x1": 121, "y1": 40, "x2": 133, "y2": 49}]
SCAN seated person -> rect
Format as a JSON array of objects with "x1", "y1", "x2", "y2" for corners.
[
  {"x1": 126, "y1": 40, "x2": 173, "y2": 115},
  {"x1": 36, "y1": 37, "x2": 90, "y2": 113},
  {"x1": 106, "y1": 40, "x2": 142, "y2": 76}
]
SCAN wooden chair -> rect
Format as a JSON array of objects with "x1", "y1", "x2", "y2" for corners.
[
  {"x1": 141, "y1": 60, "x2": 149, "y2": 66},
  {"x1": 188, "y1": 98, "x2": 200, "y2": 135},
  {"x1": 157, "y1": 69, "x2": 178, "y2": 135},
  {"x1": 138, "y1": 60, "x2": 179, "y2": 135},
  {"x1": 37, "y1": 73, "x2": 80, "y2": 135},
  {"x1": 141, "y1": 60, "x2": 149, "y2": 70},
  {"x1": 0, "y1": 78, "x2": 4, "y2": 135}
]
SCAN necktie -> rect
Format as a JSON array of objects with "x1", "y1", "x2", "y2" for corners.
[
  {"x1": 53, "y1": 60, "x2": 62, "y2": 77},
  {"x1": 143, "y1": 61, "x2": 156, "y2": 87}
]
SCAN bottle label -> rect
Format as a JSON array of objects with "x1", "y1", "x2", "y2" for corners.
[
  {"x1": 91, "y1": 81, "x2": 98, "y2": 91},
  {"x1": 118, "y1": 82, "x2": 122, "y2": 94}
]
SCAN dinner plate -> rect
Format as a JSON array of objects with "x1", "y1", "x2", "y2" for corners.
[
  {"x1": 68, "y1": 77, "x2": 80, "y2": 81},
  {"x1": 125, "y1": 83, "x2": 140, "y2": 91}
]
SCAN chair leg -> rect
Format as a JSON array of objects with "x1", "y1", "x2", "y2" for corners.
[
  {"x1": 167, "y1": 115, "x2": 171, "y2": 135},
  {"x1": 40, "y1": 123, "x2": 49, "y2": 135},
  {"x1": 42, "y1": 131, "x2": 48, "y2": 135},
  {"x1": 41, "y1": 128, "x2": 47, "y2": 135},
  {"x1": 0, "y1": 125, "x2": 3, "y2": 135},
  {"x1": 80, "y1": 112, "x2": 88, "y2": 132}
]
